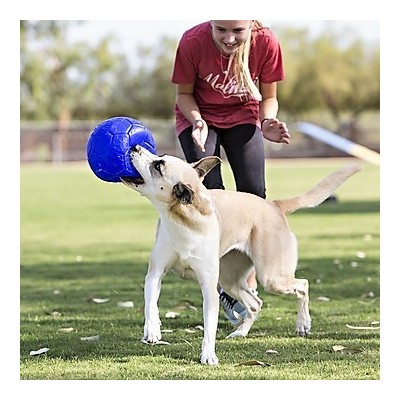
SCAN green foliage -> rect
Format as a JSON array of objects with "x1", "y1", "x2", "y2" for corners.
[
  {"x1": 20, "y1": 21, "x2": 128, "y2": 121},
  {"x1": 20, "y1": 160, "x2": 380, "y2": 380},
  {"x1": 275, "y1": 26, "x2": 380, "y2": 122},
  {"x1": 106, "y1": 36, "x2": 178, "y2": 118}
]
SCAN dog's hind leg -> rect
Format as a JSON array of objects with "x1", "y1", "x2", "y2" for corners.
[
  {"x1": 253, "y1": 231, "x2": 311, "y2": 336},
  {"x1": 225, "y1": 286, "x2": 263, "y2": 339},
  {"x1": 219, "y1": 251, "x2": 263, "y2": 338},
  {"x1": 261, "y1": 276, "x2": 311, "y2": 336},
  {"x1": 293, "y1": 278, "x2": 311, "y2": 336}
]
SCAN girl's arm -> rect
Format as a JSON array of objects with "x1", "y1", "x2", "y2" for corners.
[{"x1": 176, "y1": 83, "x2": 208, "y2": 152}]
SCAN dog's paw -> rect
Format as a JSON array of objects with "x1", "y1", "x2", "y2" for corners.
[
  {"x1": 143, "y1": 322, "x2": 162, "y2": 343},
  {"x1": 296, "y1": 327, "x2": 311, "y2": 337},
  {"x1": 226, "y1": 330, "x2": 247, "y2": 339},
  {"x1": 200, "y1": 351, "x2": 219, "y2": 365},
  {"x1": 296, "y1": 321, "x2": 311, "y2": 337},
  {"x1": 143, "y1": 332, "x2": 162, "y2": 343},
  {"x1": 296, "y1": 312, "x2": 311, "y2": 336}
]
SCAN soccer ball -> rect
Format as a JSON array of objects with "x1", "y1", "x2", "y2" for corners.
[{"x1": 87, "y1": 116, "x2": 156, "y2": 183}]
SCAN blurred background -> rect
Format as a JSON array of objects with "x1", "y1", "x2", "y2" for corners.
[{"x1": 20, "y1": 20, "x2": 380, "y2": 163}]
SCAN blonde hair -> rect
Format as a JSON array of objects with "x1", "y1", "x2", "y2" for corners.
[{"x1": 227, "y1": 20, "x2": 263, "y2": 101}]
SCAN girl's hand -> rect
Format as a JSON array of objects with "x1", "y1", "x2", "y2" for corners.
[
  {"x1": 192, "y1": 119, "x2": 209, "y2": 152},
  {"x1": 262, "y1": 118, "x2": 290, "y2": 144}
]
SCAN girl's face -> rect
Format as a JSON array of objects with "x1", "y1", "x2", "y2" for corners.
[{"x1": 211, "y1": 20, "x2": 253, "y2": 55}]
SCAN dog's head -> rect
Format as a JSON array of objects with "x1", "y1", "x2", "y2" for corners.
[{"x1": 121, "y1": 145, "x2": 221, "y2": 206}]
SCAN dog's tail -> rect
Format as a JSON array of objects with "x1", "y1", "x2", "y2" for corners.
[{"x1": 274, "y1": 164, "x2": 362, "y2": 215}]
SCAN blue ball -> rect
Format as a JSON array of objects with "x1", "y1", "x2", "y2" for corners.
[{"x1": 87, "y1": 117, "x2": 156, "y2": 183}]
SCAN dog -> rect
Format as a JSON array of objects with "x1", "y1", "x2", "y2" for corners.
[{"x1": 121, "y1": 145, "x2": 361, "y2": 365}]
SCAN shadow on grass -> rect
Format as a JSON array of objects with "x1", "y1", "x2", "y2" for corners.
[
  {"x1": 21, "y1": 260, "x2": 147, "y2": 283},
  {"x1": 20, "y1": 311, "x2": 380, "y2": 368}
]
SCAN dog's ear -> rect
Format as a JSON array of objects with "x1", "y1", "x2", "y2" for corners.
[
  {"x1": 173, "y1": 182, "x2": 194, "y2": 205},
  {"x1": 191, "y1": 156, "x2": 222, "y2": 179}
]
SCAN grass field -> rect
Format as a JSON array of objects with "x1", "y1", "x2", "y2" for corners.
[{"x1": 20, "y1": 158, "x2": 380, "y2": 382}]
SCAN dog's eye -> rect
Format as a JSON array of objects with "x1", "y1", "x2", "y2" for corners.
[{"x1": 153, "y1": 160, "x2": 165, "y2": 173}]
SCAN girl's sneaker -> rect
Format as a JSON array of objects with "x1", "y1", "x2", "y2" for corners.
[{"x1": 219, "y1": 290, "x2": 247, "y2": 326}]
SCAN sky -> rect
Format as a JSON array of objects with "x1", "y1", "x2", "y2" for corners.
[{"x1": 67, "y1": 20, "x2": 380, "y2": 67}]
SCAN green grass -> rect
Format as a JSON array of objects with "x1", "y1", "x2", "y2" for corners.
[{"x1": 20, "y1": 159, "x2": 380, "y2": 380}]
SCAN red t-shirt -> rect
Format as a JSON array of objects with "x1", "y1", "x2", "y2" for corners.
[{"x1": 171, "y1": 21, "x2": 285, "y2": 134}]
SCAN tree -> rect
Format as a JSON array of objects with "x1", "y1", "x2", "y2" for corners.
[
  {"x1": 275, "y1": 25, "x2": 380, "y2": 130},
  {"x1": 20, "y1": 21, "x2": 128, "y2": 122},
  {"x1": 105, "y1": 36, "x2": 178, "y2": 119}
]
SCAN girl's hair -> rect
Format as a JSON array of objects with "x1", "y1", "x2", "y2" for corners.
[{"x1": 227, "y1": 20, "x2": 263, "y2": 101}]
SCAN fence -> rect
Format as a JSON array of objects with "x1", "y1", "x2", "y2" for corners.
[{"x1": 20, "y1": 117, "x2": 380, "y2": 163}]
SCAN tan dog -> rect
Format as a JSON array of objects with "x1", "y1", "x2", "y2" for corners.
[{"x1": 121, "y1": 145, "x2": 361, "y2": 365}]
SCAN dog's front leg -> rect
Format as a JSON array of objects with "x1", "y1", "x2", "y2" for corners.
[
  {"x1": 195, "y1": 260, "x2": 220, "y2": 365},
  {"x1": 143, "y1": 263, "x2": 164, "y2": 343},
  {"x1": 200, "y1": 283, "x2": 219, "y2": 365}
]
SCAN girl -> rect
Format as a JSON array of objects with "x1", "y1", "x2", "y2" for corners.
[{"x1": 171, "y1": 20, "x2": 290, "y2": 324}]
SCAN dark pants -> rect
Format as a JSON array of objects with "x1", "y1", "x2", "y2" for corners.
[{"x1": 179, "y1": 124, "x2": 266, "y2": 199}]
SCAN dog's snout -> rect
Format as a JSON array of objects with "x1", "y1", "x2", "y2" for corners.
[{"x1": 131, "y1": 144, "x2": 142, "y2": 154}]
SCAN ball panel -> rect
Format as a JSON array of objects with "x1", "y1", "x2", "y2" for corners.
[
  {"x1": 108, "y1": 117, "x2": 134, "y2": 135},
  {"x1": 86, "y1": 117, "x2": 156, "y2": 183},
  {"x1": 87, "y1": 131, "x2": 125, "y2": 182}
]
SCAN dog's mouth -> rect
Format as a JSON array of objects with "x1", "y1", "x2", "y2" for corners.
[{"x1": 120, "y1": 176, "x2": 145, "y2": 185}]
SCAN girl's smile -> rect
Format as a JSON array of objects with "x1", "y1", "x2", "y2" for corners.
[{"x1": 211, "y1": 20, "x2": 252, "y2": 55}]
